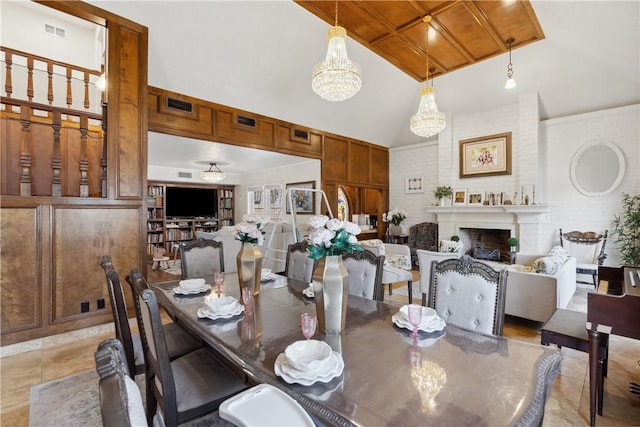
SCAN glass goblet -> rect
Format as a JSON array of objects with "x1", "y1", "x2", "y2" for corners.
[
  {"x1": 407, "y1": 304, "x2": 423, "y2": 339},
  {"x1": 242, "y1": 287, "x2": 254, "y2": 315},
  {"x1": 301, "y1": 313, "x2": 317, "y2": 340},
  {"x1": 213, "y1": 271, "x2": 224, "y2": 297}
]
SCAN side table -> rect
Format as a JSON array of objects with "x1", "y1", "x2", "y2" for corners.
[{"x1": 385, "y1": 234, "x2": 408, "y2": 244}]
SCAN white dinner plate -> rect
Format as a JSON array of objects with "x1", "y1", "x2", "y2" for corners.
[
  {"x1": 275, "y1": 352, "x2": 344, "y2": 385},
  {"x1": 197, "y1": 304, "x2": 244, "y2": 320},
  {"x1": 173, "y1": 284, "x2": 211, "y2": 295}
]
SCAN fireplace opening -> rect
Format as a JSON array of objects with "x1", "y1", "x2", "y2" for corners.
[{"x1": 459, "y1": 228, "x2": 512, "y2": 263}]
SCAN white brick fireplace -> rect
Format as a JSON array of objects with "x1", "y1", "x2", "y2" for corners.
[{"x1": 426, "y1": 205, "x2": 551, "y2": 255}]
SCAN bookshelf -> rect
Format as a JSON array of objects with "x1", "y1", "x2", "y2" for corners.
[{"x1": 146, "y1": 181, "x2": 235, "y2": 258}]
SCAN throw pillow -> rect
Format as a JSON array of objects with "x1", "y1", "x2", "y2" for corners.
[
  {"x1": 547, "y1": 245, "x2": 569, "y2": 264},
  {"x1": 532, "y1": 256, "x2": 559, "y2": 274}
]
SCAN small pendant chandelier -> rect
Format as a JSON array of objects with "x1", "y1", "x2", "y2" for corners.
[
  {"x1": 505, "y1": 38, "x2": 517, "y2": 89},
  {"x1": 201, "y1": 163, "x2": 225, "y2": 183},
  {"x1": 311, "y1": 0, "x2": 362, "y2": 102},
  {"x1": 410, "y1": 16, "x2": 446, "y2": 138}
]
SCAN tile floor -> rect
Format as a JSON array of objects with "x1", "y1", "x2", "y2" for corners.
[{"x1": 1, "y1": 269, "x2": 639, "y2": 426}]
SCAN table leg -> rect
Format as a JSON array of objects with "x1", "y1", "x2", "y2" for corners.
[
  {"x1": 407, "y1": 280, "x2": 412, "y2": 303},
  {"x1": 588, "y1": 328, "x2": 601, "y2": 427}
]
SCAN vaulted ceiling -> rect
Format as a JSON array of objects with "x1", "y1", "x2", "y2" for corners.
[{"x1": 295, "y1": 0, "x2": 545, "y2": 81}]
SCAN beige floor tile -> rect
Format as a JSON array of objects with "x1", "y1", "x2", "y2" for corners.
[{"x1": 0, "y1": 350, "x2": 42, "y2": 411}]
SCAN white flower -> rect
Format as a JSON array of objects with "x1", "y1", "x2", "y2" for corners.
[
  {"x1": 440, "y1": 240, "x2": 464, "y2": 253},
  {"x1": 308, "y1": 215, "x2": 329, "y2": 229},
  {"x1": 306, "y1": 216, "x2": 363, "y2": 259},
  {"x1": 343, "y1": 221, "x2": 361, "y2": 236},
  {"x1": 310, "y1": 228, "x2": 335, "y2": 248},
  {"x1": 325, "y1": 218, "x2": 344, "y2": 232}
]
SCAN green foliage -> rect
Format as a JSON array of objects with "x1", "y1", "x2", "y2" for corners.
[
  {"x1": 507, "y1": 237, "x2": 519, "y2": 246},
  {"x1": 434, "y1": 186, "x2": 453, "y2": 200},
  {"x1": 611, "y1": 193, "x2": 640, "y2": 266},
  {"x1": 450, "y1": 235, "x2": 460, "y2": 242}
]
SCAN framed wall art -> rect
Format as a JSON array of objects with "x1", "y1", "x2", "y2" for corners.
[
  {"x1": 467, "y1": 192, "x2": 484, "y2": 206},
  {"x1": 286, "y1": 181, "x2": 315, "y2": 214},
  {"x1": 459, "y1": 132, "x2": 512, "y2": 178},
  {"x1": 453, "y1": 189, "x2": 468, "y2": 206},
  {"x1": 405, "y1": 176, "x2": 424, "y2": 194}
]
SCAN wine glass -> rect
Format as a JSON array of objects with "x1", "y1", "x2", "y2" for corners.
[
  {"x1": 301, "y1": 313, "x2": 317, "y2": 340},
  {"x1": 242, "y1": 287, "x2": 254, "y2": 315},
  {"x1": 407, "y1": 304, "x2": 423, "y2": 340},
  {"x1": 213, "y1": 271, "x2": 224, "y2": 297}
]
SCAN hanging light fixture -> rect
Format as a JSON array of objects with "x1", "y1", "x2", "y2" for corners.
[
  {"x1": 410, "y1": 16, "x2": 446, "y2": 138},
  {"x1": 505, "y1": 38, "x2": 516, "y2": 89},
  {"x1": 311, "y1": 0, "x2": 362, "y2": 102},
  {"x1": 201, "y1": 163, "x2": 225, "y2": 183}
]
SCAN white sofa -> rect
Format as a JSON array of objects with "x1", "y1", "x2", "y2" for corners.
[
  {"x1": 197, "y1": 223, "x2": 309, "y2": 273},
  {"x1": 485, "y1": 253, "x2": 577, "y2": 323}
]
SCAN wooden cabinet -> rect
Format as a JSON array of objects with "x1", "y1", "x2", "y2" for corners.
[
  {"x1": 146, "y1": 185, "x2": 166, "y2": 257},
  {"x1": 218, "y1": 186, "x2": 235, "y2": 227}
]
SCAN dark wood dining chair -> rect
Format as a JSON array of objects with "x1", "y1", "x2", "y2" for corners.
[
  {"x1": 94, "y1": 338, "x2": 147, "y2": 427},
  {"x1": 427, "y1": 255, "x2": 508, "y2": 336},
  {"x1": 343, "y1": 250, "x2": 385, "y2": 302},
  {"x1": 560, "y1": 228, "x2": 608, "y2": 289},
  {"x1": 180, "y1": 238, "x2": 225, "y2": 279},
  {"x1": 283, "y1": 240, "x2": 317, "y2": 283},
  {"x1": 137, "y1": 288, "x2": 247, "y2": 427},
  {"x1": 100, "y1": 256, "x2": 201, "y2": 377}
]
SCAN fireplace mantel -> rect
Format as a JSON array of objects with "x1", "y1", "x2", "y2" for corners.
[{"x1": 426, "y1": 205, "x2": 553, "y2": 253}]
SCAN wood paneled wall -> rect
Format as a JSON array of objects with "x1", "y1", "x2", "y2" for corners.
[{"x1": 0, "y1": 1, "x2": 148, "y2": 346}]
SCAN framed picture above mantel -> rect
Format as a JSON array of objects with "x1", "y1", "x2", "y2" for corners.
[{"x1": 459, "y1": 132, "x2": 512, "y2": 178}]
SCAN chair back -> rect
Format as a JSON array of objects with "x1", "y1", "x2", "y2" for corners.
[
  {"x1": 138, "y1": 288, "x2": 178, "y2": 423},
  {"x1": 125, "y1": 268, "x2": 151, "y2": 358},
  {"x1": 343, "y1": 250, "x2": 385, "y2": 301},
  {"x1": 416, "y1": 249, "x2": 459, "y2": 295},
  {"x1": 284, "y1": 240, "x2": 317, "y2": 283},
  {"x1": 427, "y1": 255, "x2": 508, "y2": 336},
  {"x1": 94, "y1": 339, "x2": 147, "y2": 427},
  {"x1": 560, "y1": 229, "x2": 608, "y2": 266},
  {"x1": 100, "y1": 255, "x2": 137, "y2": 377},
  {"x1": 407, "y1": 222, "x2": 439, "y2": 266},
  {"x1": 180, "y1": 237, "x2": 224, "y2": 279}
]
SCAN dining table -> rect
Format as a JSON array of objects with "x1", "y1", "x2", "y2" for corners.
[{"x1": 152, "y1": 273, "x2": 562, "y2": 427}]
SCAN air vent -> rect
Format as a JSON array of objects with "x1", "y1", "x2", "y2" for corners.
[
  {"x1": 44, "y1": 24, "x2": 66, "y2": 38},
  {"x1": 236, "y1": 115, "x2": 256, "y2": 128},
  {"x1": 177, "y1": 171, "x2": 192, "y2": 178},
  {"x1": 292, "y1": 128, "x2": 309, "y2": 141},
  {"x1": 166, "y1": 97, "x2": 193, "y2": 113}
]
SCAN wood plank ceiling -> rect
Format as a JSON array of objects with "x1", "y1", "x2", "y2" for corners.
[{"x1": 295, "y1": 0, "x2": 545, "y2": 82}]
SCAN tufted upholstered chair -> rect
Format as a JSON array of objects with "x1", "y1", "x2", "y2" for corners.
[
  {"x1": 95, "y1": 338, "x2": 147, "y2": 427},
  {"x1": 180, "y1": 237, "x2": 224, "y2": 279},
  {"x1": 407, "y1": 222, "x2": 439, "y2": 267},
  {"x1": 417, "y1": 249, "x2": 460, "y2": 306},
  {"x1": 137, "y1": 288, "x2": 247, "y2": 427},
  {"x1": 283, "y1": 240, "x2": 317, "y2": 283},
  {"x1": 343, "y1": 250, "x2": 385, "y2": 302},
  {"x1": 560, "y1": 229, "x2": 608, "y2": 288},
  {"x1": 427, "y1": 255, "x2": 508, "y2": 336},
  {"x1": 360, "y1": 239, "x2": 414, "y2": 302}
]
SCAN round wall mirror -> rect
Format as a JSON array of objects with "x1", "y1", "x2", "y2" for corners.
[{"x1": 570, "y1": 141, "x2": 625, "y2": 197}]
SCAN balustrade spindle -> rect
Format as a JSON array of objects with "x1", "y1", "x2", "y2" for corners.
[
  {"x1": 65, "y1": 66, "x2": 72, "y2": 108},
  {"x1": 47, "y1": 62, "x2": 54, "y2": 105},
  {"x1": 83, "y1": 71, "x2": 90, "y2": 109},
  {"x1": 79, "y1": 116, "x2": 89, "y2": 197},
  {"x1": 4, "y1": 51, "x2": 12, "y2": 100},
  {"x1": 51, "y1": 110, "x2": 62, "y2": 196},
  {"x1": 19, "y1": 105, "x2": 33, "y2": 196},
  {"x1": 27, "y1": 57, "x2": 34, "y2": 101}
]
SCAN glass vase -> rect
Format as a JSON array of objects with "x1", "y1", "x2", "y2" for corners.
[
  {"x1": 236, "y1": 242, "x2": 262, "y2": 296},
  {"x1": 312, "y1": 255, "x2": 349, "y2": 334}
]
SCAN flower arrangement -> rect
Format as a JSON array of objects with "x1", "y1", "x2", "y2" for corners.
[
  {"x1": 434, "y1": 186, "x2": 453, "y2": 200},
  {"x1": 382, "y1": 208, "x2": 408, "y2": 226},
  {"x1": 306, "y1": 215, "x2": 363, "y2": 260},
  {"x1": 440, "y1": 239, "x2": 464, "y2": 254},
  {"x1": 233, "y1": 214, "x2": 267, "y2": 246}
]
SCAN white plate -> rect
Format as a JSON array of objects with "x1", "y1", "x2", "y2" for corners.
[
  {"x1": 392, "y1": 313, "x2": 446, "y2": 333},
  {"x1": 173, "y1": 284, "x2": 211, "y2": 295},
  {"x1": 205, "y1": 296, "x2": 238, "y2": 313},
  {"x1": 284, "y1": 340, "x2": 332, "y2": 371},
  {"x1": 197, "y1": 304, "x2": 244, "y2": 320},
  {"x1": 261, "y1": 272, "x2": 277, "y2": 282},
  {"x1": 302, "y1": 286, "x2": 314, "y2": 298},
  {"x1": 178, "y1": 278, "x2": 206, "y2": 290},
  {"x1": 398, "y1": 305, "x2": 439, "y2": 328},
  {"x1": 275, "y1": 352, "x2": 344, "y2": 385}
]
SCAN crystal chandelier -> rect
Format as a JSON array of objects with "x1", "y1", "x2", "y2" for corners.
[
  {"x1": 410, "y1": 16, "x2": 446, "y2": 138},
  {"x1": 505, "y1": 38, "x2": 516, "y2": 89},
  {"x1": 311, "y1": 1, "x2": 362, "y2": 102},
  {"x1": 201, "y1": 163, "x2": 225, "y2": 183}
]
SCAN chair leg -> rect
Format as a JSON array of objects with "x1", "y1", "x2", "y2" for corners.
[
  {"x1": 598, "y1": 358, "x2": 605, "y2": 415},
  {"x1": 421, "y1": 293, "x2": 426, "y2": 306},
  {"x1": 145, "y1": 372, "x2": 157, "y2": 426},
  {"x1": 388, "y1": 283, "x2": 393, "y2": 295},
  {"x1": 407, "y1": 280, "x2": 412, "y2": 303}
]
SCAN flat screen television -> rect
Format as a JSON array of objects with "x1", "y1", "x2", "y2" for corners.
[{"x1": 165, "y1": 186, "x2": 218, "y2": 218}]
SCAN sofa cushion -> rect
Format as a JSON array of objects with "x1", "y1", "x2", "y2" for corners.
[{"x1": 532, "y1": 246, "x2": 570, "y2": 274}]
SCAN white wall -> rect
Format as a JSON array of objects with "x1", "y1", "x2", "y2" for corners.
[{"x1": 390, "y1": 97, "x2": 639, "y2": 267}]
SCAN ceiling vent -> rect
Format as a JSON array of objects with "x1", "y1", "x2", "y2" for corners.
[
  {"x1": 44, "y1": 24, "x2": 66, "y2": 38},
  {"x1": 166, "y1": 97, "x2": 193, "y2": 113},
  {"x1": 177, "y1": 171, "x2": 192, "y2": 179}
]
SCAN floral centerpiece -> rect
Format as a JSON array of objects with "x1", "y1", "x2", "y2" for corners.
[
  {"x1": 382, "y1": 208, "x2": 408, "y2": 226},
  {"x1": 233, "y1": 214, "x2": 267, "y2": 246},
  {"x1": 440, "y1": 239, "x2": 464, "y2": 254},
  {"x1": 306, "y1": 215, "x2": 363, "y2": 260}
]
